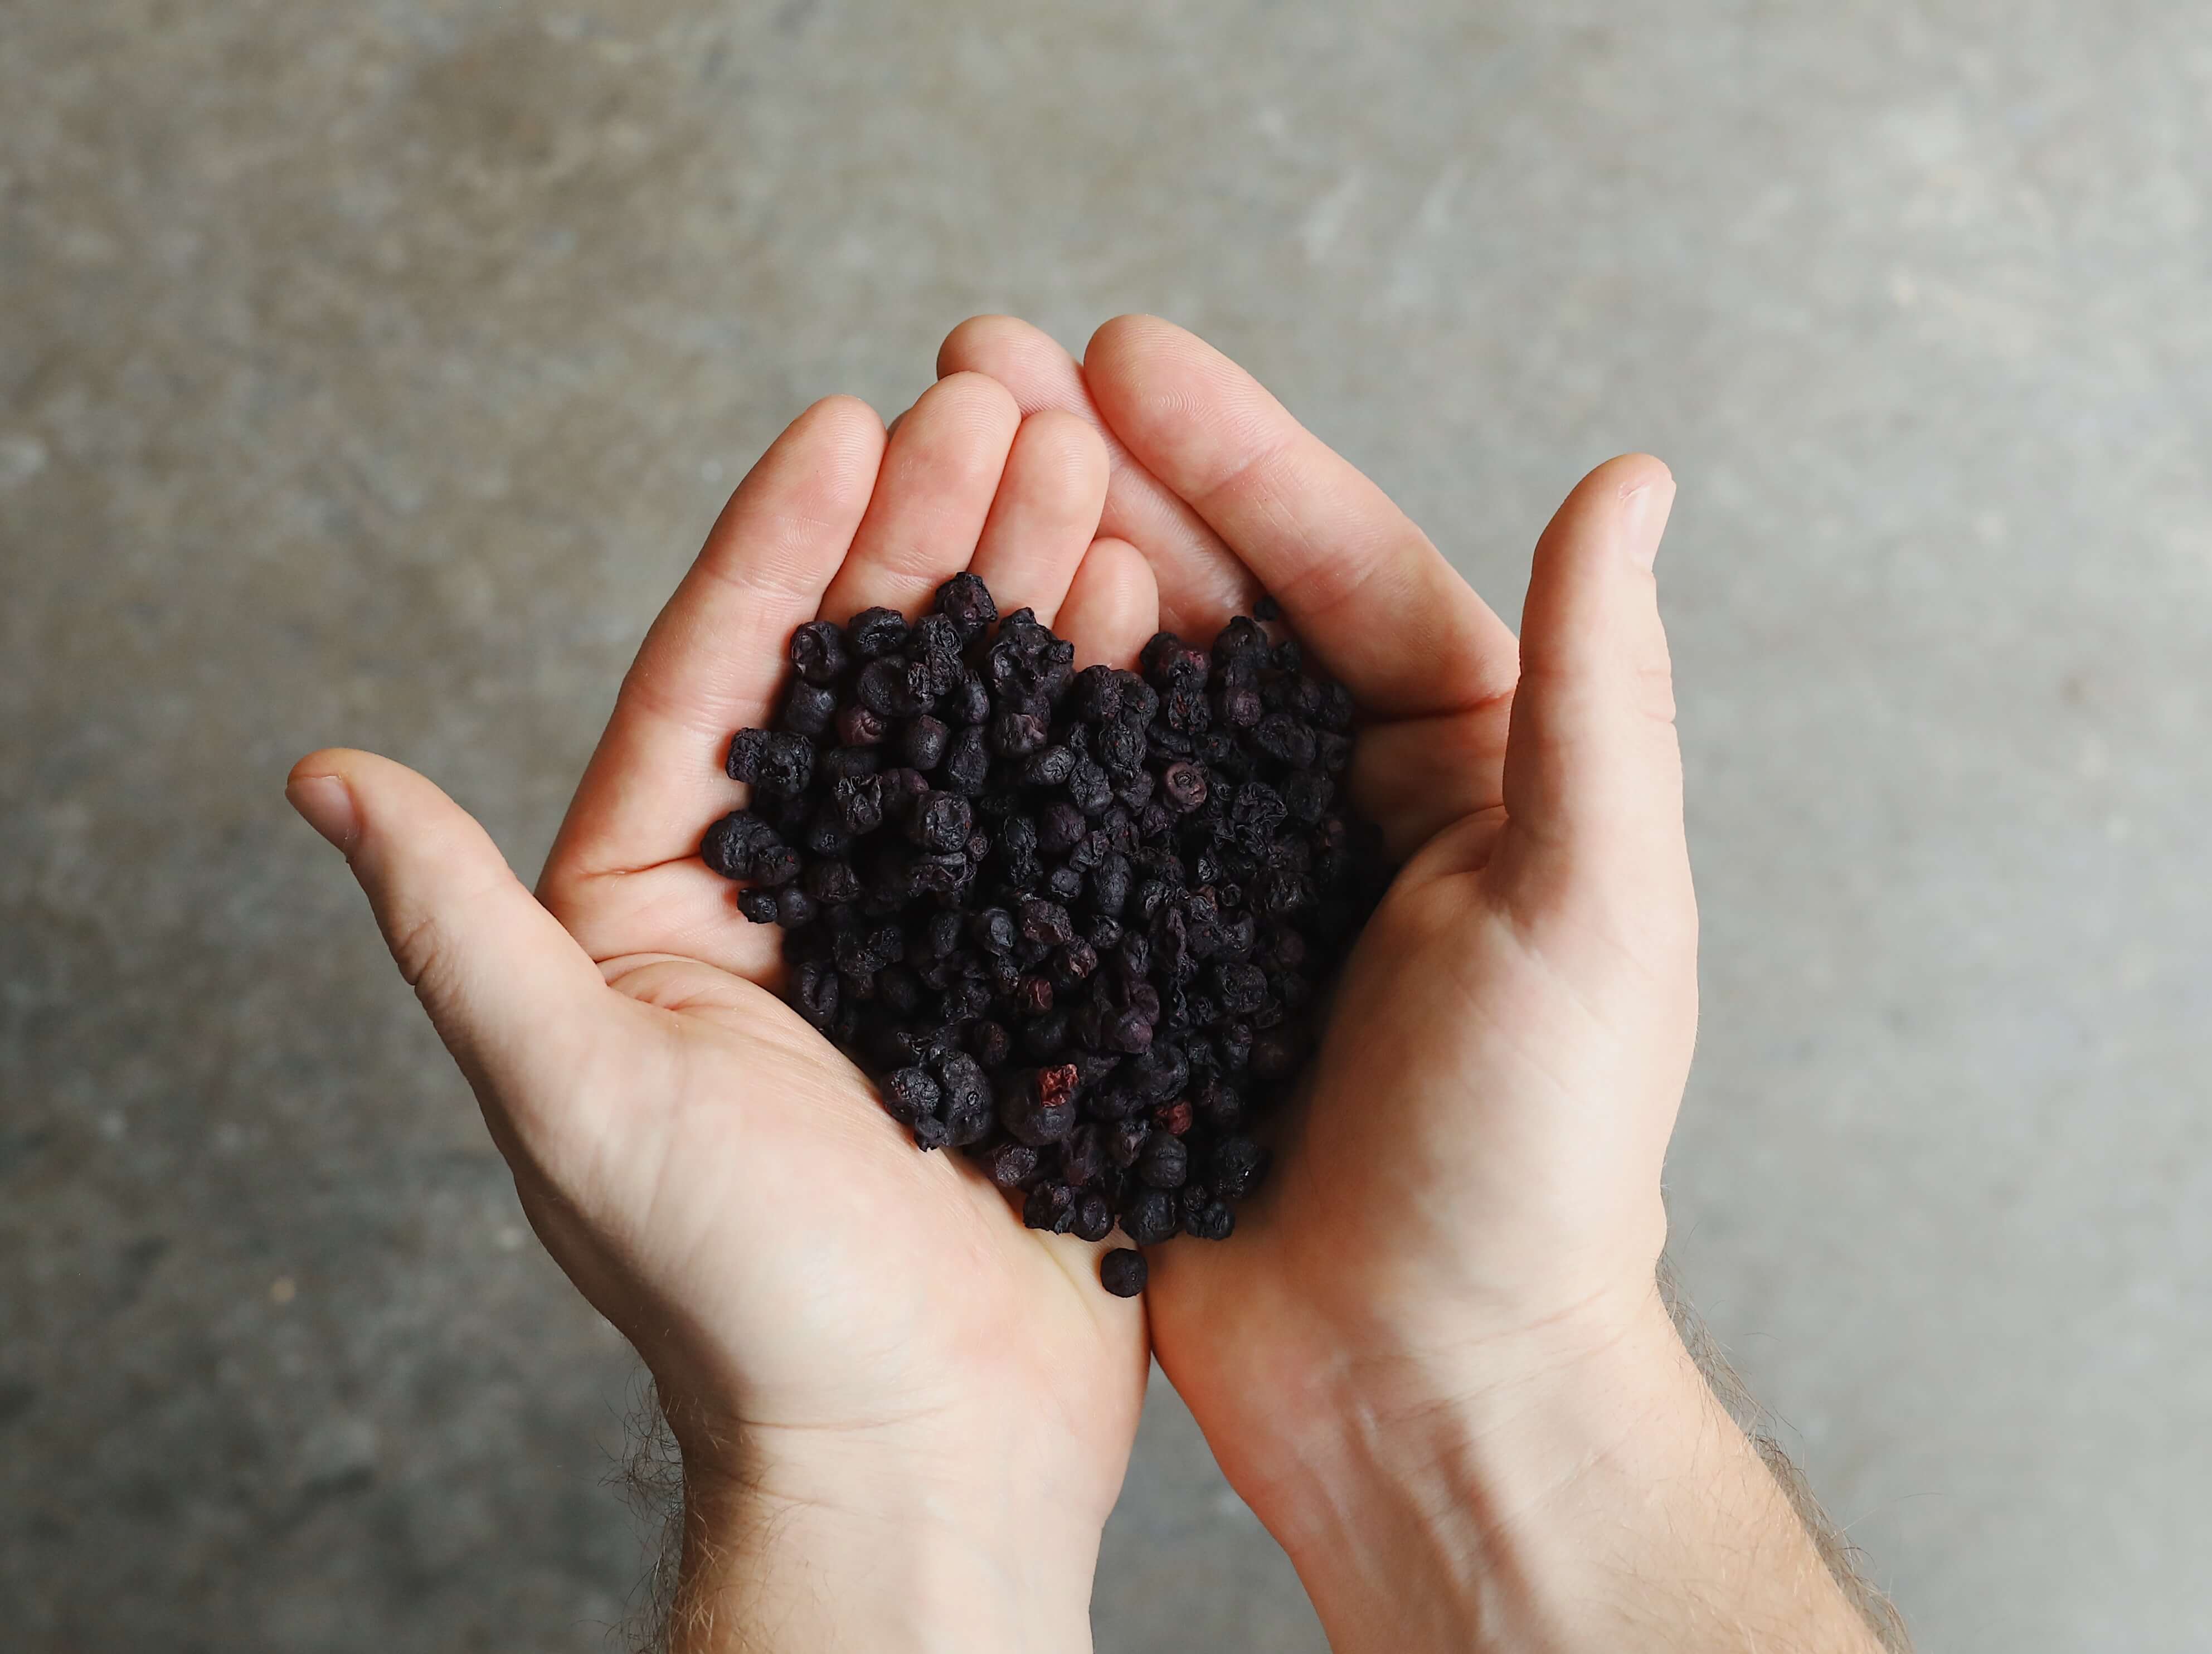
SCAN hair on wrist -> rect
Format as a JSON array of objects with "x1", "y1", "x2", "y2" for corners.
[{"x1": 1657, "y1": 1257, "x2": 1913, "y2": 1653}]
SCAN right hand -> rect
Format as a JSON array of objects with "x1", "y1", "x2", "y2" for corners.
[
  {"x1": 939, "y1": 312, "x2": 1698, "y2": 1467},
  {"x1": 933, "y1": 318, "x2": 1899, "y2": 1654}
]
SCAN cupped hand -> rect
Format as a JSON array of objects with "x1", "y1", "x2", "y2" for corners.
[
  {"x1": 936, "y1": 314, "x2": 1696, "y2": 1515},
  {"x1": 287, "y1": 374, "x2": 1163, "y2": 1646}
]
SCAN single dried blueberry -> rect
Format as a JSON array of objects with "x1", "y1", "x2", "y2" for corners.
[
  {"x1": 791, "y1": 960, "x2": 839, "y2": 1029},
  {"x1": 935, "y1": 1052, "x2": 993, "y2": 1144},
  {"x1": 991, "y1": 709, "x2": 1049, "y2": 759},
  {"x1": 1255, "y1": 712, "x2": 1318, "y2": 770},
  {"x1": 1125, "y1": 1186, "x2": 1180, "y2": 1246},
  {"x1": 1140, "y1": 632, "x2": 1209, "y2": 692},
  {"x1": 968, "y1": 1019, "x2": 1012, "y2": 1068},
  {"x1": 975, "y1": 1139, "x2": 1039, "y2": 1189},
  {"x1": 735, "y1": 728, "x2": 816, "y2": 794},
  {"x1": 1072, "y1": 664, "x2": 1123, "y2": 723},
  {"x1": 801, "y1": 858, "x2": 864, "y2": 904},
  {"x1": 859, "y1": 657, "x2": 931, "y2": 719},
  {"x1": 1137, "y1": 1131, "x2": 1189, "y2": 1189},
  {"x1": 934, "y1": 570, "x2": 998, "y2": 641},
  {"x1": 772, "y1": 677, "x2": 834, "y2": 736},
  {"x1": 942, "y1": 726, "x2": 991, "y2": 796},
  {"x1": 849, "y1": 606, "x2": 908, "y2": 659},
  {"x1": 1099, "y1": 1247, "x2": 1148, "y2": 1295},
  {"x1": 837, "y1": 704, "x2": 889, "y2": 747},
  {"x1": 947, "y1": 669, "x2": 992, "y2": 726},
  {"x1": 880, "y1": 1067, "x2": 941, "y2": 1126},
  {"x1": 1184, "y1": 1201, "x2": 1236, "y2": 1241},
  {"x1": 1023, "y1": 1181, "x2": 1078, "y2": 1233},
  {"x1": 1098, "y1": 719, "x2": 1147, "y2": 775},
  {"x1": 1018, "y1": 896, "x2": 1075, "y2": 947},
  {"x1": 901, "y1": 715, "x2": 951, "y2": 771},
  {"x1": 702, "y1": 810, "x2": 781, "y2": 880},
  {"x1": 1020, "y1": 744, "x2": 1076, "y2": 787},
  {"x1": 737, "y1": 888, "x2": 779, "y2": 924},
  {"x1": 908, "y1": 791, "x2": 973, "y2": 854},
  {"x1": 790, "y1": 620, "x2": 850, "y2": 685},
  {"x1": 1210, "y1": 1136, "x2": 1270, "y2": 1200},
  {"x1": 1072, "y1": 1189, "x2": 1114, "y2": 1243}
]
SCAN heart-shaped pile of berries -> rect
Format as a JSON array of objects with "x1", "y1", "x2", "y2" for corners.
[{"x1": 703, "y1": 573, "x2": 1389, "y2": 1294}]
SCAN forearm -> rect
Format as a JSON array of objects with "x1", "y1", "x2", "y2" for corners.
[
  {"x1": 665, "y1": 1444, "x2": 1101, "y2": 1654},
  {"x1": 1252, "y1": 1289, "x2": 1885, "y2": 1654}
]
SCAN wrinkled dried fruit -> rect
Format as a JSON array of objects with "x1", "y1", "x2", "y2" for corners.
[
  {"x1": 701, "y1": 573, "x2": 1391, "y2": 1280},
  {"x1": 1098, "y1": 1247, "x2": 1148, "y2": 1296}
]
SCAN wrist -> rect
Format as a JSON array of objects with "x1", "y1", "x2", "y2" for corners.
[
  {"x1": 668, "y1": 1432, "x2": 1101, "y2": 1654},
  {"x1": 1237, "y1": 1282, "x2": 1876, "y2": 1654}
]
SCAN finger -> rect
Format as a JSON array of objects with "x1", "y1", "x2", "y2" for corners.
[
  {"x1": 964, "y1": 410, "x2": 1109, "y2": 626},
  {"x1": 1081, "y1": 314, "x2": 1520, "y2": 717},
  {"x1": 1052, "y1": 536, "x2": 1160, "y2": 670},
  {"x1": 287, "y1": 750, "x2": 619, "y2": 1135},
  {"x1": 1497, "y1": 455, "x2": 1686, "y2": 872},
  {"x1": 818, "y1": 371, "x2": 1021, "y2": 622},
  {"x1": 543, "y1": 396, "x2": 883, "y2": 899},
  {"x1": 936, "y1": 315, "x2": 1248, "y2": 634}
]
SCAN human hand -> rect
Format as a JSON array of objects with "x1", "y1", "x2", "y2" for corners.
[
  {"x1": 286, "y1": 375, "x2": 1161, "y2": 1651},
  {"x1": 938, "y1": 316, "x2": 1883, "y2": 1652}
]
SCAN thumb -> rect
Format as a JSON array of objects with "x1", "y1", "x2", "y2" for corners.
[
  {"x1": 286, "y1": 748, "x2": 612, "y2": 1120},
  {"x1": 1499, "y1": 454, "x2": 1688, "y2": 886}
]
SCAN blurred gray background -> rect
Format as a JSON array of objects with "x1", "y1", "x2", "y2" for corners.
[{"x1": 5, "y1": 1, "x2": 2208, "y2": 1648}]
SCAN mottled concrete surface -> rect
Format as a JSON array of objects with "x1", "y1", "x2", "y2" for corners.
[{"x1": 4, "y1": 3, "x2": 2209, "y2": 1649}]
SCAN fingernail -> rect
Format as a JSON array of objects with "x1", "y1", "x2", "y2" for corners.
[
  {"x1": 1620, "y1": 476, "x2": 1676, "y2": 570},
  {"x1": 287, "y1": 774, "x2": 359, "y2": 853}
]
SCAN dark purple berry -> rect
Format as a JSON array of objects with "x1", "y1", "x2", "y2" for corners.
[
  {"x1": 849, "y1": 606, "x2": 907, "y2": 659},
  {"x1": 790, "y1": 620, "x2": 849, "y2": 685},
  {"x1": 991, "y1": 710, "x2": 1049, "y2": 758},
  {"x1": 1072, "y1": 1190, "x2": 1114, "y2": 1243},
  {"x1": 1098, "y1": 1247, "x2": 1147, "y2": 1296},
  {"x1": 908, "y1": 791, "x2": 974, "y2": 854},
  {"x1": 702, "y1": 810, "x2": 782, "y2": 880},
  {"x1": 1023, "y1": 1181, "x2": 1077, "y2": 1233},
  {"x1": 1125, "y1": 1187, "x2": 1179, "y2": 1246},
  {"x1": 782, "y1": 680, "x2": 838, "y2": 738},
  {"x1": 976, "y1": 1139, "x2": 1039, "y2": 1189},
  {"x1": 902, "y1": 715, "x2": 951, "y2": 771},
  {"x1": 1184, "y1": 1201, "x2": 1236, "y2": 1241},
  {"x1": 934, "y1": 571, "x2": 998, "y2": 641},
  {"x1": 880, "y1": 1066, "x2": 941, "y2": 1126},
  {"x1": 1210, "y1": 1136, "x2": 1269, "y2": 1200},
  {"x1": 1137, "y1": 1131, "x2": 1189, "y2": 1189},
  {"x1": 947, "y1": 669, "x2": 991, "y2": 726},
  {"x1": 837, "y1": 704, "x2": 888, "y2": 747},
  {"x1": 942, "y1": 726, "x2": 991, "y2": 795}
]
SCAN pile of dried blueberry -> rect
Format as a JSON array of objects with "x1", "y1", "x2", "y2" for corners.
[{"x1": 702, "y1": 572, "x2": 1389, "y2": 1295}]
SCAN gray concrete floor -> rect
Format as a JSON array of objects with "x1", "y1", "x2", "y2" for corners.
[{"x1": 5, "y1": 2, "x2": 2208, "y2": 1648}]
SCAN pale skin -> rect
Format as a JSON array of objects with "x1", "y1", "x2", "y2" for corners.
[{"x1": 288, "y1": 317, "x2": 1890, "y2": 1652}]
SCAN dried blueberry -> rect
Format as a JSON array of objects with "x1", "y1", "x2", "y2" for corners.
[{"x1": 1098, "y1": 1247, "x2": 1148, "y2": 1296}]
